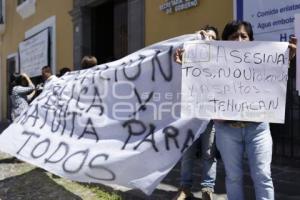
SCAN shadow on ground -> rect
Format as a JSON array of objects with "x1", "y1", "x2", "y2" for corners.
[
  {"x1": 0, "y1": 168, "x2": 82, "y2": 200},
  {"x1": 0, "y1": 157, "x2": 23, "y2": 164},
  {"x1": 81, "y1": 162, "x2": 227, "y2": 200},
  {"x1": 134, "y1": 162, "x2": 228, "y2": 200}
]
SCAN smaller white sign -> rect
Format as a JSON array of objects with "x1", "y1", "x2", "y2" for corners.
[
  {"x1": 19, "y1": 28, "x2": 49, "y2": 77},
  {"x1": 181, "y1": 40, "x2": 289, "y2": 123}
]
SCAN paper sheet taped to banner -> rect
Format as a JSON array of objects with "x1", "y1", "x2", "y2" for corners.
[{"x1": 181, "y1": 40, "x2": 289, "y2": 123}]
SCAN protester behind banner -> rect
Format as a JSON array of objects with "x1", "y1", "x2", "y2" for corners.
[
  {"x1": 59, "y1": 67, "x2": 71, "y2": 77},
  {"x1": 40, "y1": 65, "x2": 58, "y2": 90},
  {"x1": 173, "y1": 25, "x2": 219, "y2": 200},
  {"x1": 81, "y1": 55, "x2": 98, "y2": 69}
]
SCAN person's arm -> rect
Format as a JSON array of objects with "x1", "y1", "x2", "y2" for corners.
[
  {"x1": 21, "y1": 73, "x2": 36, "y2": 101},
  {"x1": 174, "y1": 48, "x2": 184, "y2": 64},
  {"x1": 289, "y1": 36, "x2": 297, "y2": 61}
]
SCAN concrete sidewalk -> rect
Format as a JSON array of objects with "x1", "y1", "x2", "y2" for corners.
[{"x1": 119, "y1": 159, "x2": 300, "y2": 200}]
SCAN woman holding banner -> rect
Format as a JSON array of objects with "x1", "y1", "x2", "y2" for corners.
[
  {"x1": 10, "y1": 73, "x2": 35, "y2": 120},
  {"x1": 173, "y1": 25, "x2": 219, "y2": 200},
  {"x1": 214, "y1": 20, "x2": 297, "y2": 200}
]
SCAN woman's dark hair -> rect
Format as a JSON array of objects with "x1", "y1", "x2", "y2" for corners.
[
  {"x1": 11, "y1": 73, "x2": 22, "y2": 86},
  {"x1": 202, "y1": 25, "x2": 220, "y2": 40},
  {"x1": 9, "y1": 73, "x2": 22, "y2": 95},
  {"x1": 59, "y1": 67, "x2": 71, "y2": 77},
  {"x1": 222, "y1": 20, "x2": 254, "y2": 41},
  {"x1": 81, "y1": 56, "x2": 98, "y2": 69}
]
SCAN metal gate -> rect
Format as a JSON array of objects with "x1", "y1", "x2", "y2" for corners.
[{"x1": 271, "y1": 60, "x2": 300, "y2": 163}]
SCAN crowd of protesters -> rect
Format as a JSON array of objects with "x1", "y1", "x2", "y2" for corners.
[{"x1": 7, "y1": 19, "x2": 298, "y2": 200}]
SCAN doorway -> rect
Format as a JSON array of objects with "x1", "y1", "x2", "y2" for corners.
[
  {"x1": 90, "y1": 0, "x2": 128, "y2": 64},
  {"x1": 71, "y1": 0, "x2": 144, "y2": 68},
  {"x1": 6, "y1": 55, "x2": 18, "y2": 121}
]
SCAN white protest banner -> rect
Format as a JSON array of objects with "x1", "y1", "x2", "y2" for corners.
[
  {"x1": 235, "y1": 0, "x2": 299, "y2": 41},
  {"x1": 181, "y1": 40, "x2": 289, "y2": 123},
  {"x1": 0, "y1": 34, "x2": 208, "y2": 195},
  {"x1": 295, "y1": 14, "x2": 300, "y2": 95},
  {"x1": 19, "y1": 28, "x2": 49, "y2": 77}
]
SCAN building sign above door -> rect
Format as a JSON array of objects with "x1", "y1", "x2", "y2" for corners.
[{"x1": 160, "y1": 0, "x2": 198, "y2": 14}]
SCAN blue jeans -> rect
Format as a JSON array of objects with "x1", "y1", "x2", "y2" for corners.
[
  {"x1": 215, "y1": 121, "x2": 274, "y2": 200},
  {"x1": 180, "y1": 121, "x2": 217, "y2": 190}
]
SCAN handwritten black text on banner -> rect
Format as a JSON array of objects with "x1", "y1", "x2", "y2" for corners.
[{"x1": 0, "y1": 34, "x2": 209, "y2": 195}]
